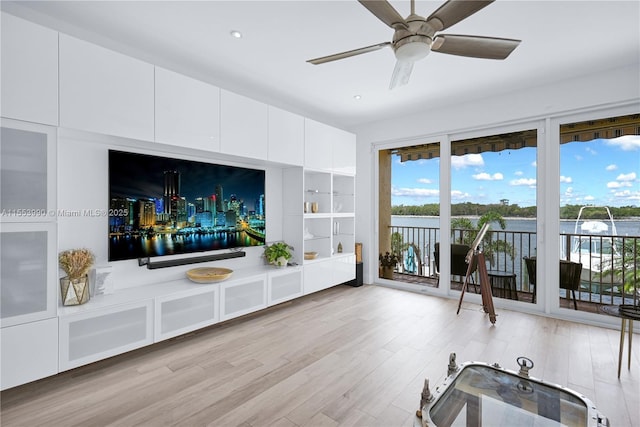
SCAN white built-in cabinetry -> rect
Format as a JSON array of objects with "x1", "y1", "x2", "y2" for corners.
[
  {"x1": 301, "y1": 170, "x2": 356, "y2": 294},
  {"x1": 304, "y1": 118, "x2": 356, "y2": 174},
  {"x1": 154, "y1": 67, "x2": 221, "y2": 151},
  {"x1": 1, "y1": 318, "x2": 59, "y2": 390},
  {"x1": 56, "y1": 266, "x2": 303, "y2": 372},
  {"x1": 220, "y1": 90, "x2": 269, "y2": 160},
  {"x1": 298, "y1": 120, "x2": 357, "y2": 295},
  {"x1": 268, "y1": 106, "x2": 305, "y2": 166},
  {"x1": 59, "y1": 300, "x2": 154, "y2": 371},
  {"x1": 0, "y1": 119, "x2": 59, "y2": 390},
  {"x1": 0, "y1": 10, "x2": 356, "y2": 390},
  {"x1": 155, "y1": 285, "x2": 219, "y2": 342},
  {"x1": 0, "y1": 13, "x2": 58, "y2": 126},
  {"x1": 268, "y1": 267, "x2": 304, "y2": 305},
  {"x1": 59, "y1": 33, "x2": 155, "y2": 141},
  {"x1": 220, "y1": 274, "x2": 267, "y2": 321}
]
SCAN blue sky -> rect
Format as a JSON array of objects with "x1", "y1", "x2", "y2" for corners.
[{"x1": 391, "y1": 135, "x2": 640, "y2": 208}]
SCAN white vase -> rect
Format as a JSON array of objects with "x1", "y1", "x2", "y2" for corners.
[{"x1": 274, "y1": 256, "x2": 288, "y2": 267}]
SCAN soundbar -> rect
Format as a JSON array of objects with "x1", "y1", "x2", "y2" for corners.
[{"x1": 138, "y1": 250, "x2": 246, "y2": 269}]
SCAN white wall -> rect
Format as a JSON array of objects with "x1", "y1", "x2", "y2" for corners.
[
  {"x1": 57, "y1": 128, "x2": 284, "y2": 290},
  {"x1": 353, "y1": 63, "x2": 640, "y2": 285}
]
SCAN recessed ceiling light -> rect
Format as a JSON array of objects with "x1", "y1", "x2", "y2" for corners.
[
  {"x1": 353, "y1": 95, "x2": 362, "y2": 100},
  {"x1": 230, "y1": 30, "x2": 242, "y2": 39}
]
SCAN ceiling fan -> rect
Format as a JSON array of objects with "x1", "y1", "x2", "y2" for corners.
[{"x1": 307, "y1": 0, "x2": 521, "y2": 89}]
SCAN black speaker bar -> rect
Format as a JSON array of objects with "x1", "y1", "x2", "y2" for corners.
[{"x1": 138, "y1": 251, "x2": 246, "y2": 269}]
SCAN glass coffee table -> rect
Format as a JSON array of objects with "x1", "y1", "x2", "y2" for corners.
[{"x1": 418, "y1": 354, "x2": 608, "y2": 426}]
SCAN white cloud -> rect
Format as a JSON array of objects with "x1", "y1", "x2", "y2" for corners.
[
  {"x1": 392, "y1": 187, "x2": 439, "y2": 197},
  {"x1": 451, "y1": 153, "x2": 484, "y2": 169},
  {"x1": 531, "y1": 161, "x2": 537, "y2": 168},
  {"x1": 605, "y1": 135, "x2": 640, "y2": 151},
  {"x1": 509, "y1": 178, "x2": 536, "y2": 186},
  {"x1": 607, "y1": 181, "x2": 632, "y2": 189},
  {"x1": 586, "y1": 147, "x2": 597, "y2": 155},
  {"x1": 417, "y1": 178, "x2": 432, "y2": 184},
  {"x1": 514, "y1": 170, "x2": 523, "y2": 176},
  {"x1": 606, "y1": 164, "x2": 618, "y2": 171},
  {"x1": 613, "y1": 190, "x2": 640, "y2": 201},
  {"x1": 472, "y1": 172, "x2": 503, "y2": 181},
  {"x1": 565, "y1": 187, "x2": 573, "y2": 195},
  {"x1": 616, "y1": 172, "x2": 637, "y2": 181},
  {"x1": 584, "y1": 195, "x2": 595, "y2": 201},
  {"x1": 560, "y1": 175, "x2": 573, "y2": 183},
  {"x1": 451, "y1": 190, "x2": 471, "y2": 200},
  {"x1": 574, "y1": 155, "x2": 583, "y2": 161}
]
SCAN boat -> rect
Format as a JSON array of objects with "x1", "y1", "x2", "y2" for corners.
[{"x1": 569, "y1": 206, "x2": 622, "y2": 284}]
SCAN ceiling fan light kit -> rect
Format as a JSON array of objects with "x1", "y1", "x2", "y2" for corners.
[
  {"x1": 307, "y1": 0, "x2": 521, "y2": 89},
  {"x1": 394, "y1": 36, "x2": 432, "y2": 61}
]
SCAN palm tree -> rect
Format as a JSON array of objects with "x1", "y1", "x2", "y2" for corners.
[
  {"x1": 451, "y1": 212, "x2": 515, "y2": 267},
  {"x1": 600, "y1": 237, "x2": 640, "y2": 299}
]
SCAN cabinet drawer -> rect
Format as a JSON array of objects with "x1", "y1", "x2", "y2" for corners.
[
  {"x1": 220, "y1": 276, "x2": 267, "y2": 321},
  {"x1": 268, "y1": 268, "x2": 303, "y2": 306},
  {"x1": 59, "y1": 300, "x2": 153, "y2": 371},
  {"x1": 155, "y1": 286, "x2": 219, "y2": 341}
]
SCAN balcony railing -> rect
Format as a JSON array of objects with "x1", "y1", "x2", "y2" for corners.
[{"x1": 387, "y1": 225, "x2": 639, "y2": 308}]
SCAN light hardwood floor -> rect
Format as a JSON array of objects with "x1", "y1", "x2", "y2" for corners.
[{"x1": 2, "y1": 285, "x2": 638, "y2": 426}]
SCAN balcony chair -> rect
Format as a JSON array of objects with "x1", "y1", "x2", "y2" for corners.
[
  {"x1": 560, "y1": 260, "x2": 582, "y2": 310},
  {"x1": 434, "y1": 243, "x2": 478, "y2": 292},
  {"x1": 523, "y1": 256, "x2": 537, "y2": 303}
]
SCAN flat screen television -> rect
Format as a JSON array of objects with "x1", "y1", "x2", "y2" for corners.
[{"x1": 108, "y1": 150, "x2": 265, "y2": 262}]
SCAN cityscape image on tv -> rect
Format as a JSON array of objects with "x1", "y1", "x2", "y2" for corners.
[{"x1": 108, "y1": 150, "x2": 266, "y2": 261}]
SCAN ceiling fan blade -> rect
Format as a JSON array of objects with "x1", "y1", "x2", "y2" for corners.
[
  {"x1": 390, "y1": 60, "x2": 414, "y2": 89},
  {"x1": 432, "y1": 34, "x2": 520, "y2": 59},
  {"x1": 307, "y1": 42, "x2": 391, "y2": 65},
  {"x1": 358, "y1": 0, "x2": 408, "y2": 30},
  {"x1": 426, "y1": 0, "x2": 494, "y2": 31}
]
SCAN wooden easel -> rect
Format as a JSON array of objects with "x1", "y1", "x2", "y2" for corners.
[
  {"x1": 456, "y1": 224, "x2": 497, "y2": 324},
  {"x1": 456, "y1": 250, "x2": 496, "y2": 324}
]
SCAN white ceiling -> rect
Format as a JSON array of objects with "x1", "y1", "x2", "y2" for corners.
[{"x1": 3, "y1": 1, "x2": 639, "y2": 130}]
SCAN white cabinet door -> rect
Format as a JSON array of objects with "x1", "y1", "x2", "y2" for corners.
[
  {"x1": 305, "y1": 119, "x2": 356, "y2": 174},
  {"x1": 332, "y1": 130, "x2": 356, "y2": 175},
  {"x1": 0, "y1": 119, "x2": 57, "y2": 223},
  {"x1": 0, "y1": 222, "x2": 57, "y2": 328},
  {"x1": 268, "y1": 267, "x2": 303, "y2": 306},
  {"x1": 155, "y1": 286, "x2": 219, "y2": 342},
  {"x1": 304, "y1": 118, "x2": 333, "y2": 171},
  {"x1": 268, "y1": 106, "x2": 304, "y2": 166},
  {"x1": 59, "y1": 300, "x2": 154, "y2": 371},
  {"x1": 303, "y1": 259, "x2": 335, "y2": 295},
  {"x1": 220, "y1": 90, "x2": 268, "y2": 160},
  {"x1": 59, "y1": 34, "x2": 154, "y2": 141},
  {"x1": 154, "y1": 67, "x2": 221, "y2": 151},
  {"x1": 333, "y1": 254, "x2": 356, "y2": 285},
  {"x1": 1, "y1": 12, "x2": 58, "y2": 126},
  {"x1": 1, "y1": 318, "x2": 58, "y2": 390},
  {"x1": 220, "y1": 275, "x2": 267, "y2": 321}
]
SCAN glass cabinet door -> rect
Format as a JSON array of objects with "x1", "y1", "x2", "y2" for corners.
[
  {"x1": 1, "y1": 119, "x2": 57, "y2": 327},
  {"x1": 1, "y1": 222, "x2": 57, "y2": 327},
  {"x1": 1, "y1": 118, "x2": 56, "y2": 223}
]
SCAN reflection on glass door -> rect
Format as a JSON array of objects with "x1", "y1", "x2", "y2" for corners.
[{"x1": 559, "y1": 114, "x2": 640, "y2": 312}]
